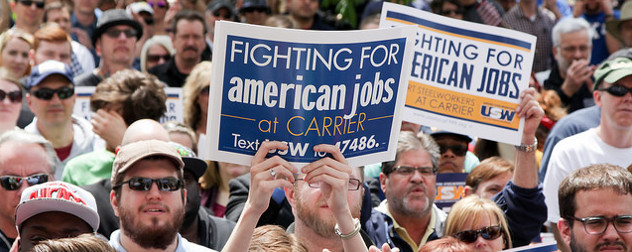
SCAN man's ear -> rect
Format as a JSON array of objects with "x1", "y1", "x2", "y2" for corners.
[
  {"x1": 463, "y1": 185, "x2": 474, "y2": 197},
  {"x1": 379, "y1": 173, "x2": 387, "y2": 195},
  {"x1": 284, "y1": 185, "x2": 296, "y2": 210},
  {"x1": 558, "y1": 218, "x2": 572, "y2": 245},
  {"x1": 110, "y1": 190, "x2": 120, "y2": 217}
]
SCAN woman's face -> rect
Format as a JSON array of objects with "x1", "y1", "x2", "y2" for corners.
[
  {"x1": 455, "y1": 212, "x2": 504, "y2": 252},
  {"x1": 1, "y1": 38, "x2": 30, "y2": 77},
  {"x1": 0, "y1": 79, "x2": 22, "y2": 129},
  {"x1": 146, "y1": 44, "x2": 171, "y2": 70}
]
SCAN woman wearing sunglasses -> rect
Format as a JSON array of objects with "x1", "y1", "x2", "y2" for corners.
[
  {"x1": 444, "y1": 195, "x2": 512, "y2": 251},
  {"x1": 140, "y1": 35, "x2": 174, "y2": 72},
  {"x1": 0, "y1": 70, "x2": 22, "y2": 135},
  {"x1": 0, "y1": 29, "x2": 33, "y2": 80}
]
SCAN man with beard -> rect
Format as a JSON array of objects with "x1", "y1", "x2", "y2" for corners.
[
  {"x1": 74, "y1": 9, "x2": 142, "y2": 87},
  {"x1": 149, "y1": 10, "x2": 206, "y2": 87},
  {"x1": 543, "y1": 56, "x2": 632, "y2": 252},
  {"x1": 557, "y1": 164, "x2": 632, "y2": 252},
  {"x1": 108, "y1": 139, "x2": 213, "y2": 251},
  {"x1": 543, "y1": 17, "x2": 596, "y2": 113}
]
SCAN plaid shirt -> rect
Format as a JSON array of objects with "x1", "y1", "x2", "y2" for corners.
[
  {"x1": 70, "y1": 51, "x2": 85, "y2": 77},
  {"x1": 502, "y1": 5, "x2": 556, "y2": 72}
]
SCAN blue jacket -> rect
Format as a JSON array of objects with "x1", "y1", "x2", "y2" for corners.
[
  {"x1": 363, "y1": 204, "x2": 446, "y2": 252},
  {"x1": 493, "y1": 181, "x2": 547, "y2": 247}
]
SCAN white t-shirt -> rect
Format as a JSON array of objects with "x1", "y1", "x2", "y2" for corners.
[{"x1": 543, "y1": 128, "x2": 632, "y2": 223}]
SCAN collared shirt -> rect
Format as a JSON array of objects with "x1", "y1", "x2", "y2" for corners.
[
  {"x1": 109, "y1": 230, "x2": 217, "y2": 252},
  {"x1": 376, "y1": 201, "x2": 437, "y2": 252},
  {"x1": 502, "y1": 5, "x2": 555, "y2": 72}
]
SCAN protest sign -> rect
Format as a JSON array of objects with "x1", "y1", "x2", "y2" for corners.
[
  {"x1": 72, "y1": 86, "x2": 183, "y2": 123},
  {"x1": 381, "y1": 3, "x2": 537, "y2": 145},
  {"x1": 435, "y1": 172, "x2": 468, "y2": 213},
  {"x1": 206, "y1": 21, "x2": 416, "y2": 167}
]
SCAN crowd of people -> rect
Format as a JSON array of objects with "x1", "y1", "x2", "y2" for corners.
[{"x1": 0, "y1": 0, "x2": 632, "y2": 251}]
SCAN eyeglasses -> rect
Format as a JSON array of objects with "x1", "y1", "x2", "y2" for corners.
[
  {"x1": 454, "y1": 225, "x2": 503, "y2": 243},
  {"x1": 294, "y1": 178, "x2": 362, "y2": 191},
  {"x1": 104, "y1": 28, "x2": 138, "y2": 39},
  {"x1": 440, "y1": 9, "x2": 463, "y2": 15},
  {"x1": 0, "y1": 174, "x2": 49, "y2": 191},
  {"x1": 144, "y1": 18, "x2": 154, "y2": 25},
  {"x1": 0, "y1": 89, "x2": 22, "y2": 103},
  {"x1": 147, "y1": 1, "x2": 167, "y2": 8},
  {"x1": 390, "y1": 166, "x2": 437, "y2": 176},
  {"x1": 19, "y1": 0, "x2": 45, "y2": 9},
  {"x1": 147, "y1": 54, "x2": 171, "y2": 63},
  {"x1": 560, "y1": 45, "x2": 590, "y2": 53},
  {"x1": 597, "y1": 85, "x2": 632, "y2": 97},
  {"x1": 31, "y1": 86, "x2": 74, "y2": 100},
  {"x1": 200, "y1": 86, "x2": 210, "y2": 95},
  {"x1": 568, "y1": 215, "x2": 632, "y2": 235},
  {"x1": 438, "y1": 144, "x2": 468, "y2": 156},
  {"x1": 113, "y1": 177, "x2": 183, "y2": 191}
]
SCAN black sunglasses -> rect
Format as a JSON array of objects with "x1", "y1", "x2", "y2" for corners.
[
  {"x1": 440, "y1": 9, "x2": 463, "y2": 15},
  {"x1": 454, "y1": 225, "x2": 503, "y2": 243},
  {"x1": 0, "y1": 174, "x2": 49, "y2": 191},
  {"x1": 19, "y1": 0, "x2": 44, "y2": 9},
  {"x1": 438, "y1": 144, "x2": 468, "y2": 156},
  {"x1": 104, "y1": 29, "x2": 138, "y2": 39},
  {"x1": 242, "y1": 7, "x2": 268, "y2": 13},
  {"x1": 31, "y1": 86, "x2": 74, "y2": 100},
  {"x1": 147, "y1": 54, "x2": 171, "y2": 62},
  {"x1": 598, "y1": 85, "x2": 632, "y2": 97},
  {"x1": 0, "y1": 89, "x2": 22, "y2": 103},
  {"x1": 213, "y1": 11, "x2": 233, "y2": 19},
  {"x1": 113, "y1": 177, "x2": 183, "y2": 191}
]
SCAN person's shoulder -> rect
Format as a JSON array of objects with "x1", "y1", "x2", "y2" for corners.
[
  {"x1": 148, "y1": 62, "x2": 170, "y2": 74},
  {"x1": 74, "y1": 71, "x2": 101, "y2": 86},
  {"x1": 549, "y1": 106, "x2": 600, "y2": 134}
]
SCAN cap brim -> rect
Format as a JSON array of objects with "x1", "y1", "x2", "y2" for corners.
[
  {"x1": 183, "y1": 157, "x2": 208, "y2": 179},
  {"x1": 15, "y1": 198, "x2": 99, "y2": 232},
  {"x1": 92, "y1": 20, "x2": 143, "y2": 47}
]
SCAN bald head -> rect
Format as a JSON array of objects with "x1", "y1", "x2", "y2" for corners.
[{"x1": 121, "y1": 119, "x2": 170, "y2": 145}]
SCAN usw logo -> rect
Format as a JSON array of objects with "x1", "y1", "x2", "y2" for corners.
[{"x1": 480, "y1": 105, "x2": 515, "y2": 122}]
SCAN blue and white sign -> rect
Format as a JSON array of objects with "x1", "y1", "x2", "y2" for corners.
[{"x1": 206, "y1": 22, "x2": 416, "y2": 167}]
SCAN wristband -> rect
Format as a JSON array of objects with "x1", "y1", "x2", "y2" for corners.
[
  {"x1": 515, "y1": 137, "x2": 537, "y2": 152},
  {"x1": 334, "y1": 218, "x2": 361, "y2": 240}
]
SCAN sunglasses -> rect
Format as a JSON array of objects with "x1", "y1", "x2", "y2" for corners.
[
  {"x1": 144, "y1": 18, "x2": 154, "y2": 25},
  {"x1": 147, "y1": 54, "x2": 171, "y2": 63},
  {"x1": 19, "y1": 0, "x2": 44, "y2": 9},
  {"x1": 147, "y1": 1, "x2": 167, "y2": 8},
  {"x1": 0, "y1": 174, "x2": 49, "y2": 191},
  {"x1": 598, "y1": 85, "x2": 632, "y2": 97},
  {"x1": 200, "y1": 85, "x2": 210, "y2": 95},
  {"x1": 31, "y1": 86, "x2": 74, "y2": 100},
  {"x1": 104, "y1": 28, "x2": 138, "y2": 39},
  {"x1": 114, "y1": 177, "x2": 183, "y2": 191},
  {"x1": 438, "y1": 144, "x2": 468, "y2": 156},
  {"x1": 242, "y1": 7, "x2": 268, "y2": 13},
  {"x1": 0, "y1": 89, "x2": 22, "y2": 103},
  {"x1": 454, "y1": 225, "x2": 503, "y2": 243}
]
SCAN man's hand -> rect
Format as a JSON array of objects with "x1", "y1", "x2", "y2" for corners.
[
  {"x1": 91, "y1": 109, "x2": 127, "y2": 150},
  {"x1": 562, "y1": 59, "x2": 595, "y2": 97},
  {"x1": 248, "y1": 141, "x2": 297, "y2": 215},
  {"x1": 301, "y1": 144, "x2": 353, "y2": 217},
  {"x1": 516, "y1": 87, "x2": 544, "y2": 142}
]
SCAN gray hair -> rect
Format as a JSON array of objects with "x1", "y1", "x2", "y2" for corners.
[
  {"x1": 552, "y1": 18, "x2": 592, "y2": 48},
  {"x1": 382, "y1": 131, "x2": 440, "y2": 174},
  {"x1": 140, "y1": 35, "x2": 175, "y2": 72},
  {"x1": 0, "y1": 129, "x2": 57, "y2": 174}
]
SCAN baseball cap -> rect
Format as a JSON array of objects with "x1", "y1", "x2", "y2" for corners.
[
  {"x1": 15, "y1": 181, "x2": 99, "y2": 232},
  {"x1": 606, "y1": 1, "x2": 632, "y2": 43},
  {"x1": 593, "y1": 57, "x2": 632, "y2": 90},
  {"x1": 430, "y1": 130, "x2": 472, "y2": 143},
  {"x1": 127, "y1": 1, "x2": 154, "y2": 16},
  {"x1": 26, "y1": 60, "x2": 74, "y2": 90},
  {"x1": 91, "y1": 9, "x2": 143, "y2": 48},
  {"x1": 169, "y1": 142, "x2": 208, "y2": 179},
  {"x1": 111, "y1": 140, "x2": 185, "y2": 183},
  {"x1": 208, "y1": 0, "x2": 236, "y2": 16}
]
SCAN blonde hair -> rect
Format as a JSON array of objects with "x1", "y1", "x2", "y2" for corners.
[
  {"x1": 182, "y1": 61, "x2": 212, "y2": 133},
  {"x1": 444, "y1": 195, "x2": 512, "y2": 249},
  {"x1": 420, "y1": 236, "x2": 473, "y2": 252},
  {"x1": 249, "y1": 225, "x2": 307, "y2": 252},
  {"x1": 0, "y1": 29, "x2": 34, "y2": 78},
  {"x1": 32, "y1": 234, "x2": 116, "y2": 252}
]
